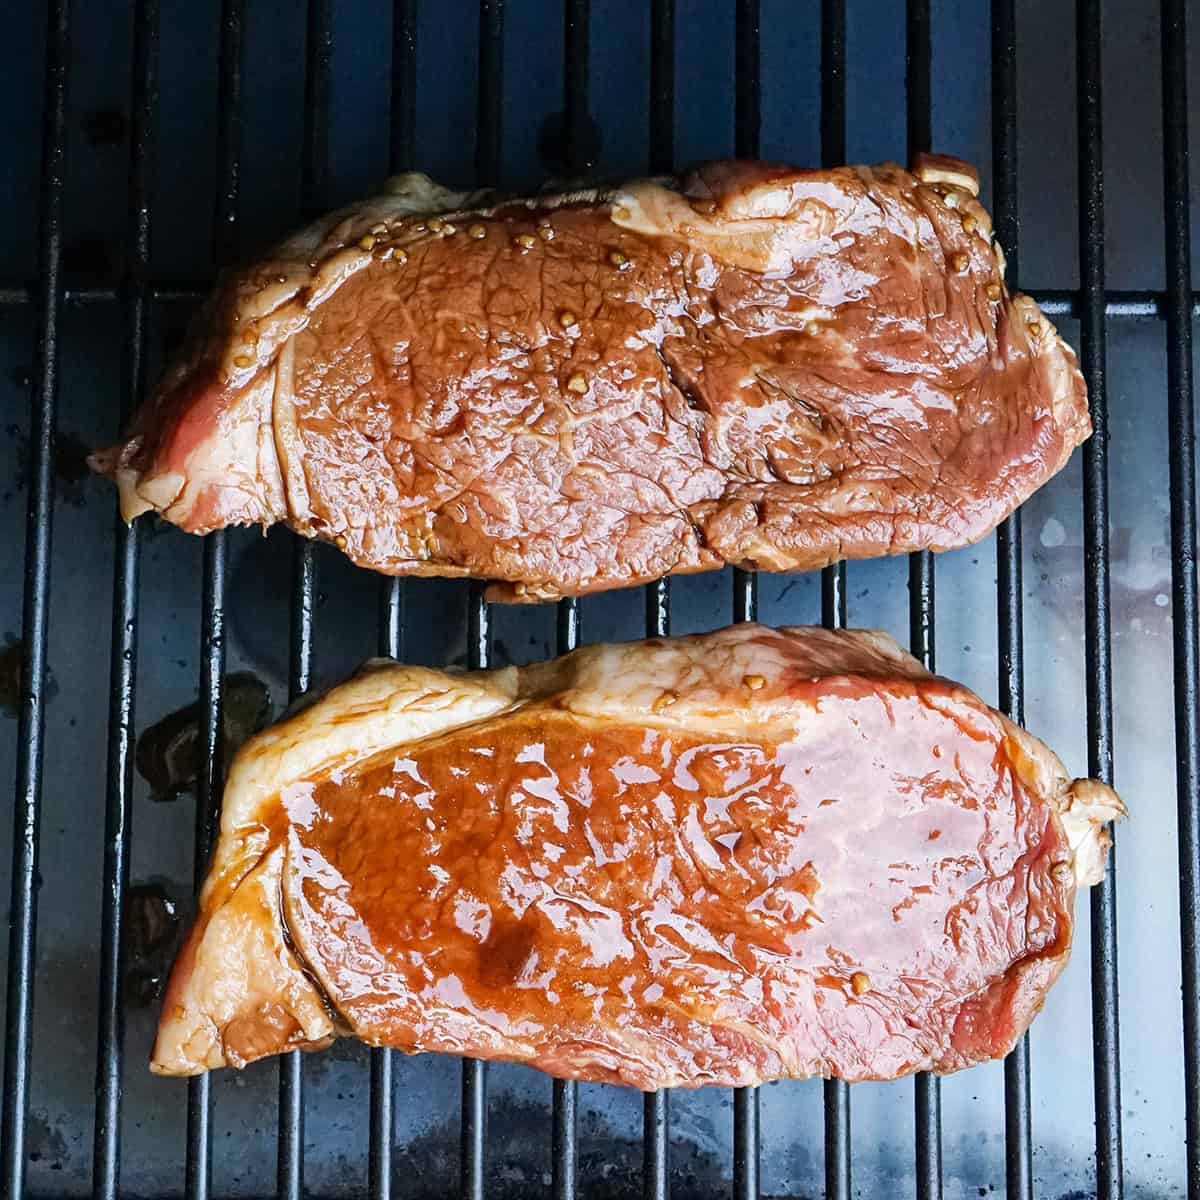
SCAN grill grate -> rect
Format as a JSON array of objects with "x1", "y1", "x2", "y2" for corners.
[
  {"x1": 820, "y1": 6, "x2": 853, "y2": 1199},
  {"x1": 1076, "y1": 4, "x2": 1124, "y2": 1199},
  {"x1": 375, "y1": 5, "x2": 414, "y2": 1197},
  {"x1": 1163, "y1": 0, "x2": 1200, "y2": 1194},
  {"x1": 2, "y1": 1, "x2": 69, "y2": 1196},
  {"x1": 990, "y1": 5, "x2": 1032, "y2": 1198},
  {"x1": 903, "y1": 7, "x2": 943, "y2": 1200},
  {"x1": 732, "y1": 8, "x2": 762, "y2": 1200},
  {"x1": 644, "y1": 12, "x2": 674, "y2": 1199},
  {"x1": 0, "y1": 1, "x2": 1197, "y2": 1197},
  {"x1": 188, "y1": 0, "x2": 240, "y2": 1196},
  {"x1": 94, "y1": 1, "x2": 156, "y2": 1196}
]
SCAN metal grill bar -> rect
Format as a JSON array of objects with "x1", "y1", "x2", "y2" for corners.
[
  {"x1": 988, "y1": 3, "x2": 1033, "y2": 1197},
  {"x1": 904, "y1": 4, "x2": 942, "y2": 1198},
  {"x1": 1075, "y1": 3, "x2": 1124, "y2": 1197},
  {"x1": 369, "y1": 631, "x2": 398, "y2": 1200},
  {"x1": 552, "y1": 590, "x2": 579, "y2": 1200},
  {"x1": 0, "y1": 1, "x2": 68, "y2": 1194},
  {"x1": 905, "y1": 0, "x2": 932, "y2": 154},
  {"x1": 905, "y1": 0, "x2": 935, "y2": 672},
  {"x1": 732, "y1": 5, "x2": 761, "y2": 1197},
  {"x1": 185, "y1": 6, "x2": 242, "y2": 1196},
  {"x1": 734, "y1": 0, "x2": 760, "y2": 161},
  {"x1": 820, "y1": 0, "x2": 845, "y2": 168},
  {"x1": 379, "y1": 581, "x2": 404, "y2": 662},
  {"x1": 459, "y1": 1022, "x2": 488, "y2": 1200},
  {"x1": 368, "y1": 9, "x2": 417, "y2": 1199},
  {"x1": 280, "y1": 498, "x2": 313, "y2": 1200},
  {"x1": 1035, "y1": 292, "x2": 1197, "y2": 319},
  {"x1": 391, "y1": 0, "x2": 417, "y2": 175},
  {"x1": 552, "y1": 585, "x2": 580, "y2": 1200},
  {"x1": 552, "y1": 597, "x2": 581, "y2": 1200},
  {"x1": 93, "y1": 1, "x2": 156, "y2": 1194},
  {"x1": 643, "y1": 1091, "x2": 670, "y2": 1200},
  {"x1": 732, "y1": 1089, "x2": 759, "y2": 1200},
  {"x1": 188, "y1": 538, "x2": 226, "y2": 1200},
  {"x1": 213, "y1": 1, "x2": 243, "y2": 267},
  {"x1": 459, "y1": 11, "x2": 504, "y2": 1195},
  {"x1": 564, "y1": 0, "x2": 589, "y2": 175},
  {"x1": 730, "y1": 0, "x2": 760, "y2": 635},
  {"x1": 550, "y1": 6, "x2": 590, "y2": 1191},
  {"x1": 914, "y1": 1074, "x2": 941, "y2": 1200},
  {"x1": 643, "y1": 7, "x2": 675, "y2": 1194},
  {"x1": 649, "y1": 0, "x2": 674, "y2": 178},
  {"x1": 277, "y1": 5, "x2": 333, "y2": 1196},
  {"x1": 819, "y1": 2, "x2": 851, "y2": 1195},
  {"x1": 1161, "y1": 3, "x2": 1200, "y2": 1196},
  {"x1": 822, "y1": 1081, "x2": 850, "y2": 1200},
  {"x1": 551, "y1": 1076, "x2": 578, "y2": 1200},
  {"x1": 368, "y1": 651, "x2": 397, "y2": 1200},
  {"x1": 476, "y1": 0, "x2": 503, "y2": 183},
  {"x1": 303, "y1": 0, "x2": 332, "y2": 211},
  {"x1": 461, "y1": 585, "x2": 491, "y2": 1200}
]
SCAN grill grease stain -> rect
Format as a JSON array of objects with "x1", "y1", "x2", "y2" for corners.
[
  {"x1": 135, "y1": 671, "x2": 271, "y2": 800},
  {"x1": 0, "y1": 634, "x2": 58, "y2": 716},
  {"x1": 123, "y1": 882, "x2": 181, "y2": 1008}
]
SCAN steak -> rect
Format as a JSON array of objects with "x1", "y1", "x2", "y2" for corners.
[
  {"x1": 152, "y1": 624, "x2": 1123, "y2": 1087},
  {"x1": 93, "y1": 156, "x2": 1090, "y2": 601}
]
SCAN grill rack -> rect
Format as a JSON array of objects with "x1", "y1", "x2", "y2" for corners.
[{"x1": 0, "y1": 1, "x2": 1196, "y2": 1198}]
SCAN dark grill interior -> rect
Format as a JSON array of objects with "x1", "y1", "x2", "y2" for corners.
[{"x1": 0, "y1": 0, "x2": 1197, "y2": 1196}]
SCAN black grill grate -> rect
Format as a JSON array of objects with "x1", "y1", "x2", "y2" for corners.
[
  {"x1": 2, "y1": 1, "x2": 69, "y2": 1196},
  {"x1": 990, "y1": 6, "x2": 1032, "y2": 1198},
  {"x1": 1, "y1": 1, "x2": 1197, "y2": 1197},
  {"x1": 1076, "y1": 5, "x2": 1123, "y2": 1199},
  {"x1": 818, "y1": 13, "x2": 851, "y2": 1196},
  {"x1": 1164, "y1": 0, "x2": 1200, "y2": 1194}
]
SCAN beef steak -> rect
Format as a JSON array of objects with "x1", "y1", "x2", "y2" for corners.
[
  {"x1": 93, "y1": 156, "x2": 1090, "y2": 600},
  {"x1": 152, "y1": 624, "x2": 1122, "y2": 1086}
]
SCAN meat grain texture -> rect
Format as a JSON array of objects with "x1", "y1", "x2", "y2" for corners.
[
  {"x1": 153, "y1": 625, "x2": 1123, "y2": 1088},
  {"x1": 93, "y1": 156, "x2": 1090, "y2": 600}
]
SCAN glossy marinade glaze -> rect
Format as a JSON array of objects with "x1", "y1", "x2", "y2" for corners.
[
  {"x1": 152, "y1": 626, "x2": 1123, "y2": 1086},
  {"x1": 94, "y1": 157, "x2": 1090, "y2": 601}
]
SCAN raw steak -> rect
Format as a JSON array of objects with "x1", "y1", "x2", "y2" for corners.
[
  {"x1": 152, "y1": 624, "x2": 1122, "y2": 1087},
  {"x1": 94, "y1": 156, "x2": 1090, "y2": 601}
]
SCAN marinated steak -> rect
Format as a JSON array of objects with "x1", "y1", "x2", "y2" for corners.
[
  {"x1": 93, "y1": 156, "x2": 1089, "y2": 601},
  {"x1": 153, "y1": 625, "x2": 1122, "y2": 1087}
]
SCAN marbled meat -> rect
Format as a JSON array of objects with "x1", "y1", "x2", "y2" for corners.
[
  {"x1": 152, "y1": 624, "x2": 1122, "y2": 1087},
  {"x1": 93, "y1": 156, "x2": 1090, "y2": 601}
]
